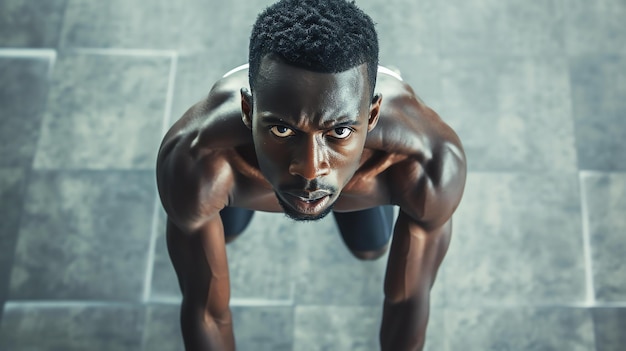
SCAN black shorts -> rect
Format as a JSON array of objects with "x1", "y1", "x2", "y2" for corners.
[{"x1": 219, "y1": 205, "x2": 395, "y2": 252}]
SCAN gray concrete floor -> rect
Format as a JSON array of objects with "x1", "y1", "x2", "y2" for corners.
[{"x1": 1, "y1": 0, "x2": 625, "y2": 350}]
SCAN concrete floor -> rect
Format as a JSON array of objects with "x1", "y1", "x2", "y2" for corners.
[{"x1": 0, "y1": 0, "x2": 625, "y2": 350}]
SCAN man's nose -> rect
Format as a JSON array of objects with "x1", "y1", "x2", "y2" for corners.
[{"x1": 289, "y1": 135, "x2": 331, "y2": 180}]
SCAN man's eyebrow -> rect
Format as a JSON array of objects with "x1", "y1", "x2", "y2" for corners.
[
  {"x1": 260, "y1": 115, "x2": 294, "y2": 126},
  {"x1": 320, "y1": 116, "x2": 361, "y2": 129},
  {"x1": 260, "y1": 114, "x2": 361, "y2": 128}
]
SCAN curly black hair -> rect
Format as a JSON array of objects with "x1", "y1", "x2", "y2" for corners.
[{"x1": 248, "y1": 0, "x2": 379, "y2": 96}]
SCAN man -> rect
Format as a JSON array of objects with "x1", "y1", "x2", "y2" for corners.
[{"x1": 156, "y1": 0, "x2": 466, "y2": 350}]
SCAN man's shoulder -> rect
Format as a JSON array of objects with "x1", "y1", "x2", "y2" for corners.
[
  {"x1": 375, "y1": 81, "x2": 466, "y2": 227},
  {"x1": 387, "y1": 133, "x2": 466, "y2": 228},
  {"x1": 156, "y1": 67, "x2": 252, "y2": 230}
]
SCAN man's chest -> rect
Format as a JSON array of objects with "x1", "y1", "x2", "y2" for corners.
[{"x1": 225, "y1": 150, "x2": 407, "y2": 213}]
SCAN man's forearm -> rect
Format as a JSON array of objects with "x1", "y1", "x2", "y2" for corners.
[
  {"x1": 180, "y1": 303, "x2": 235, "y2": 351},
  {"x1": 380, "y1": 294, "x2": 430, "y2": 351},
  {"x1": 381, "y1": 213, "x2": 451, "y2": 351}
]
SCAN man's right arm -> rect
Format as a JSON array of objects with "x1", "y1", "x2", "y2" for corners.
[{"x1": 157, "y1": 128, "x2": 235, "y2": 351}]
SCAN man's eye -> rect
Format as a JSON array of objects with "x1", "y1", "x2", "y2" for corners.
[
  {"x1": 270, "y1": 126, "x2": 295, "y2": 138},
  {"x1": 328, "y1": 127, "x2": 352, "y2": 139}
]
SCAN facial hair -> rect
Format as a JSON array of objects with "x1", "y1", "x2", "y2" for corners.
[{"x1": 275, "y1": 191, "x2": 335, "y2": 222}]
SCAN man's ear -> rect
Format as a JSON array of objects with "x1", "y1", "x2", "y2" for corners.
[
  {"x1": 367, "y1": 93, "x2": 383, "y2": 132},
  {"x1": 241, "y1": 87, "x2": 253, "y2": 129}
]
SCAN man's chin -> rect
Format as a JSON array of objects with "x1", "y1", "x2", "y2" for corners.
[
  {"x1": 283, "y1": 205, "x2": 334, "y2": 222},
  {"x1": 276, "y1": 192, "x2": 335, "y2": 222}
]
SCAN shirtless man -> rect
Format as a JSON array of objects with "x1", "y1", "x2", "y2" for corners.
[{"x1": 156, "y1": 0, "x2": 466, "y2": 350}]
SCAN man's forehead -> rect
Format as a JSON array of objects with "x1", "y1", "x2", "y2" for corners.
[
  {"x1": 254, "y1": 66, "x2": 369, "y2": 126},
  {"x1": 253, "y1": 56, "x2": 370, "y2": 117},
  {"x1": 256, "y1": 55, "x2": 369, "y2": 91}
]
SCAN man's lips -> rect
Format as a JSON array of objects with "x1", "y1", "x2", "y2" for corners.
[
  {"x1": 285, "y1": 190, "x2": 332, "y2": 202},
  {"x1": 282, "y1": 190, "x2": 333, "y2": 214}
]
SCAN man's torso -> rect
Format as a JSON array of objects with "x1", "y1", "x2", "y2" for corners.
[{"x1": 159, "y1": 66, "x2": 458, "y2": 221}]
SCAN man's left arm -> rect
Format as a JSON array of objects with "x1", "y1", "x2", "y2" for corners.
[
  {"x1": 381, "y1": 135, "x2": 466, "y2": 351},
  {"x1": 380, "y1": 212, "x2": 452, "y2": 351}
]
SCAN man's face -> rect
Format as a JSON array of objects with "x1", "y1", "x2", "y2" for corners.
[{"x1": 242, "y1": 56, "x2": 381, "y2": 221}]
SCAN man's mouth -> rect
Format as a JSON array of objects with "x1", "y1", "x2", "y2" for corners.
[
  {"x1": 282, "y1": 190, "x2": 332, "y2": 214},
  {"x1": 290, "y1": 190, "x2": 331, "y2": 201}
]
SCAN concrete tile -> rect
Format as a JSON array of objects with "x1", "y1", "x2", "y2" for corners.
[
  {"x1": 226, "y1": 212, "x2": 299, "y2": 301},
  {"x1": 150, "y1": 211, "x2": 300, "y2": 302},
  {"x1": 359, "y1": 0, "x2": 440, "y2": 63},
  {"x1": 231, "y1": 305, "x2": 294, "y2": 351},
  {"x1": 444, "y1": 307, "x2": 595, "y2": 351},
  {"x1": 0, "y1": 0, "x2": 68, "y2": 47},
  {"x1": 177, "y1": 0, "x2": 266, "y2": 54},
  {"x1": 444, "y1": 172, "x2": 586, "y2": 306},
  {"x1": 149, "y1": 208, "x2": 181, "y2": 301},
  {"x1": 592, "y1": 307, "x2": 626, "y2": 351},
  {"x1": 294, "y1": 305, "x2": 444, "y2": 351},
  {"x1": 294, "y1": 304, "x2": 444, "y2": 351},
  {"x1": 141, "y1": 305, "x2": 184, "y2": 351},
  {"x1": 439, "y1": 0, "x2": 566, "y2": 56},
  {"x1": 381, "y1": 55, "x2": 443, "y2": 114},
  {"x1": 8, "y1": 170, "x2": 155, "y2": 301},
  {"x1": 294, "y1": 306, "x2": 380, "y2": 351},
  {"x1": 564, "y1": 0, "x2": 626, "y2": 55},
  {"x1": 0, "y1": 168, "x2": 25, "y2": 321},
  {"x1": 33, "y1": 52, "x2": 170, "y2": 170},
  {"x1": 0, "y1": 57, "x2": 51, "y2": 168},
  {"x1": 60, "y1": 0, "x2": 182, "y2": 49},
  {"x1": 439, "y1": 56, "x2": 577, "y2": 172},
  {"x1": 570, "y1": 55, "x2": 626, "y2": 171},
  {"x1": 169, "y1": 52, "x2": 246, "y2": 127},
  {"x1": 582, "y1": 173, "x2": 626, "y2": 302},
  {"x1": 0, "y1": 303, "x2": 145, "y2": 351},
  {"x1": 142, "y1": 304, "x2": 293, "y2": 351},
  {"x1": 291, "y1": 215, "x2": 388, "y2": 306}
]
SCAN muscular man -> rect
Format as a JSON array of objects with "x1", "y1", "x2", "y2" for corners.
[{"x1": 156, "y1": 0, "x2": 466, "y2": 350}]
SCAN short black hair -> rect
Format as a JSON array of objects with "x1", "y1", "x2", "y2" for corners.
[{"x1": 248, "y1": 0, "x2": 379, "y2": 96}]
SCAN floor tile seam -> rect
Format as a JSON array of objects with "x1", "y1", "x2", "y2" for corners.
[
  {"x1": 3, "y1": 300, "x2": 146, "y2": 309},
  {"x1": 579, "y1": 171, "x2": 597, "y2": 305},
  {"x1": 462, "y1": 170, "x2": 582, "y2": 175},
  {"x1": 5, "y1": 300, "x2": 626, "y2": 311},
  {"x1": 142, "y1": 52, "x2": 178, "y2": 302},
  {"x1": 150, "y1": 296, "x2": 295, "y2": 307},
  {"x1": 29, "y1": 167, "x2": 157, "y2": 172},
  {"x1": 579, "y1": 170, "x2": 626, "y2": 176},
  {"x1": 65, "y1": 48, "x2": 179, "y2": 58},
  {"x1": 443, "y1": 301, "x2": 626, "y2": 309},
  {"x1": 142, "y1": 197, "x2": 161, "y2": 302},
  {"x1": 0, "y1": 48, "x2": 57, "y2": 59},
  {"x1": 0, "y1": 48, "x2": 57, "y2": 79},
  {"x1": 161, "y1": 52, "x2": 179, "y2": 134}
]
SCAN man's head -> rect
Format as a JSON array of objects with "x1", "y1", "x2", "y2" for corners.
[
  {"x1": 248, "y1": 0, "x2": 379, "y2": 97},
  {"x1": 242, "y1": 0, "x2": 382, "y2": 221}
]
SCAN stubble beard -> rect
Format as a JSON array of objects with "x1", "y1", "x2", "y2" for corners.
[{"x1": 275, "y1": 192, "x2": 335, "y2": 222}]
